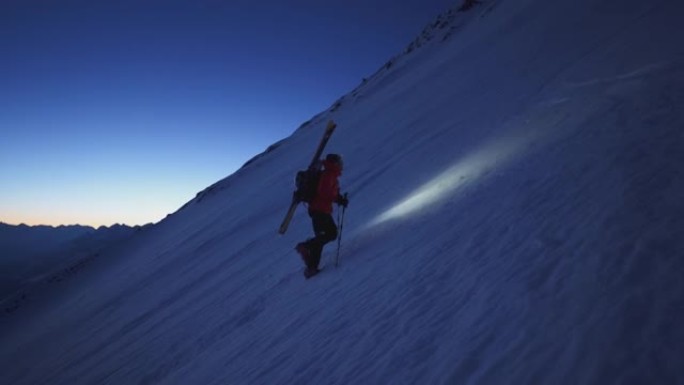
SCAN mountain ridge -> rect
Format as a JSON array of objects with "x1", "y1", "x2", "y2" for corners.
[{"x1": 0, "y1": 221, "x2": 149, "y2": 310}]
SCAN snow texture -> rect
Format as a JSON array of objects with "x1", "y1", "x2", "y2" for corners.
[{"x1": 1, "y1": 0, "x2": 683, "y2": 384}]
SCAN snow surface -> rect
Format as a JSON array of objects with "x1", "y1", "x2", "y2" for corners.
[{"x1": 2, "y1": 0, "x2": 684, "y2": 384}]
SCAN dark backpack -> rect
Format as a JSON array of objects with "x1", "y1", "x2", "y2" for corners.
[{"x1": 294, "y1": 161, "x2": 322, "y2": 203}]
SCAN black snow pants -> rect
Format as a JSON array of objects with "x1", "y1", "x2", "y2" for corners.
[{"x1": 305, "y1": 211, "x2": 338, "y2": 269}]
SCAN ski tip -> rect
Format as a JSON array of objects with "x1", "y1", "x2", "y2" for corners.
[{"x1": 326, "y1": 120, "x2": 337, "y2": 130}]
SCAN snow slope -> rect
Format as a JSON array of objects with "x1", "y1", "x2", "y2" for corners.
[
  {"x1": 0, "y1": 223, "x2": 141, "y2": 303},
  {"x1": 2, "y1": 0, "x2": 684, "y2": 384},
  {"x1": 0, "y1": 223, "x2": 92, "y2": 298}
]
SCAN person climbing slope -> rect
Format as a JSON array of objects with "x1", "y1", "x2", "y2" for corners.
[{"x1": 295, "y1": 153, "x2": 349, "y2": 278}]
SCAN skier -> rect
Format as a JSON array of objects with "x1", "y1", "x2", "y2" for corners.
[{"x1": 296, "y1": 153, "x2": 349, "y2": 278}]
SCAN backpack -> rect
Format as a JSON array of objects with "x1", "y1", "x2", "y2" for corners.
[{"x1": 294, "y1": 161, "x2": 322, "y2": 203}]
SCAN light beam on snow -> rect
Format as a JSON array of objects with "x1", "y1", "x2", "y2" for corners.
[{"x1": 368, "y1": 130, "x2": 539, "y2": 228}]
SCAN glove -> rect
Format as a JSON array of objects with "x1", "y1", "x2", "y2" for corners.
[{"x1": 336, "y1": 193, "x2": 349, "y2": 208}]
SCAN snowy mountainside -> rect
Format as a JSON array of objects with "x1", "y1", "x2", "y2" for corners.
[
  {"x1": 1, "y1": 0, "x2": 684, "y2": 384},
  {"x1": 0, "y1": 223, "x2": 142, "y2": 307},
  {"x1": 0, "y1": 222, "x2": 92, "y2": 260}
]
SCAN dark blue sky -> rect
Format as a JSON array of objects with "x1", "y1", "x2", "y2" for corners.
[{"x1": 0, "y1": 0, "x2": 453, "y2": 226}]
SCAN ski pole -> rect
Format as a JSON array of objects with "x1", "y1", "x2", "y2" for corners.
[{"x1": 335, "y1": 193, "x2": 347, "y2": 268}]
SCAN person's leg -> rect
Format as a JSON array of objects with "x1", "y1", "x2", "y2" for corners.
[
  {"x1": 296, "y1": 214, "x2": 319, "y2": 265},
  {"x1": 308, "y1": 212, "x2": 338, "y2": 269}
]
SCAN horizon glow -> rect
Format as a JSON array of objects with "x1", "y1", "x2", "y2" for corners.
[{"x1": 1, "y1": 0, "x2": 454, "y2": 227}]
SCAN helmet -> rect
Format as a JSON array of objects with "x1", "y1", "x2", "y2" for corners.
[{"x1": 325, "y1": 153, "x2": 343, "y2": 168}]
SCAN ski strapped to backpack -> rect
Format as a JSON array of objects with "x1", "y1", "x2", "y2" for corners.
[{"x1": 278, "y1": 120, "x2": 337, "y2": 234}]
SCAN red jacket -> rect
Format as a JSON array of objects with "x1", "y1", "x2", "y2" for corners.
[{"x1": 309, "y1": 160, "x2": 341, "y2": 214}]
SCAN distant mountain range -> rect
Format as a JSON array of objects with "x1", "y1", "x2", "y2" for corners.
[{"x1": 0, "y1": 222, "x2": 150, "y2": 304}]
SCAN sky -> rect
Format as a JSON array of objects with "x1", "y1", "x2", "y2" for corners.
[
  {"x1": 2, "y1": 0, "x2": 683, "y2": 382},
  {"x1": 0, "y1": 0, "x2": 453, "y2": 227}
]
